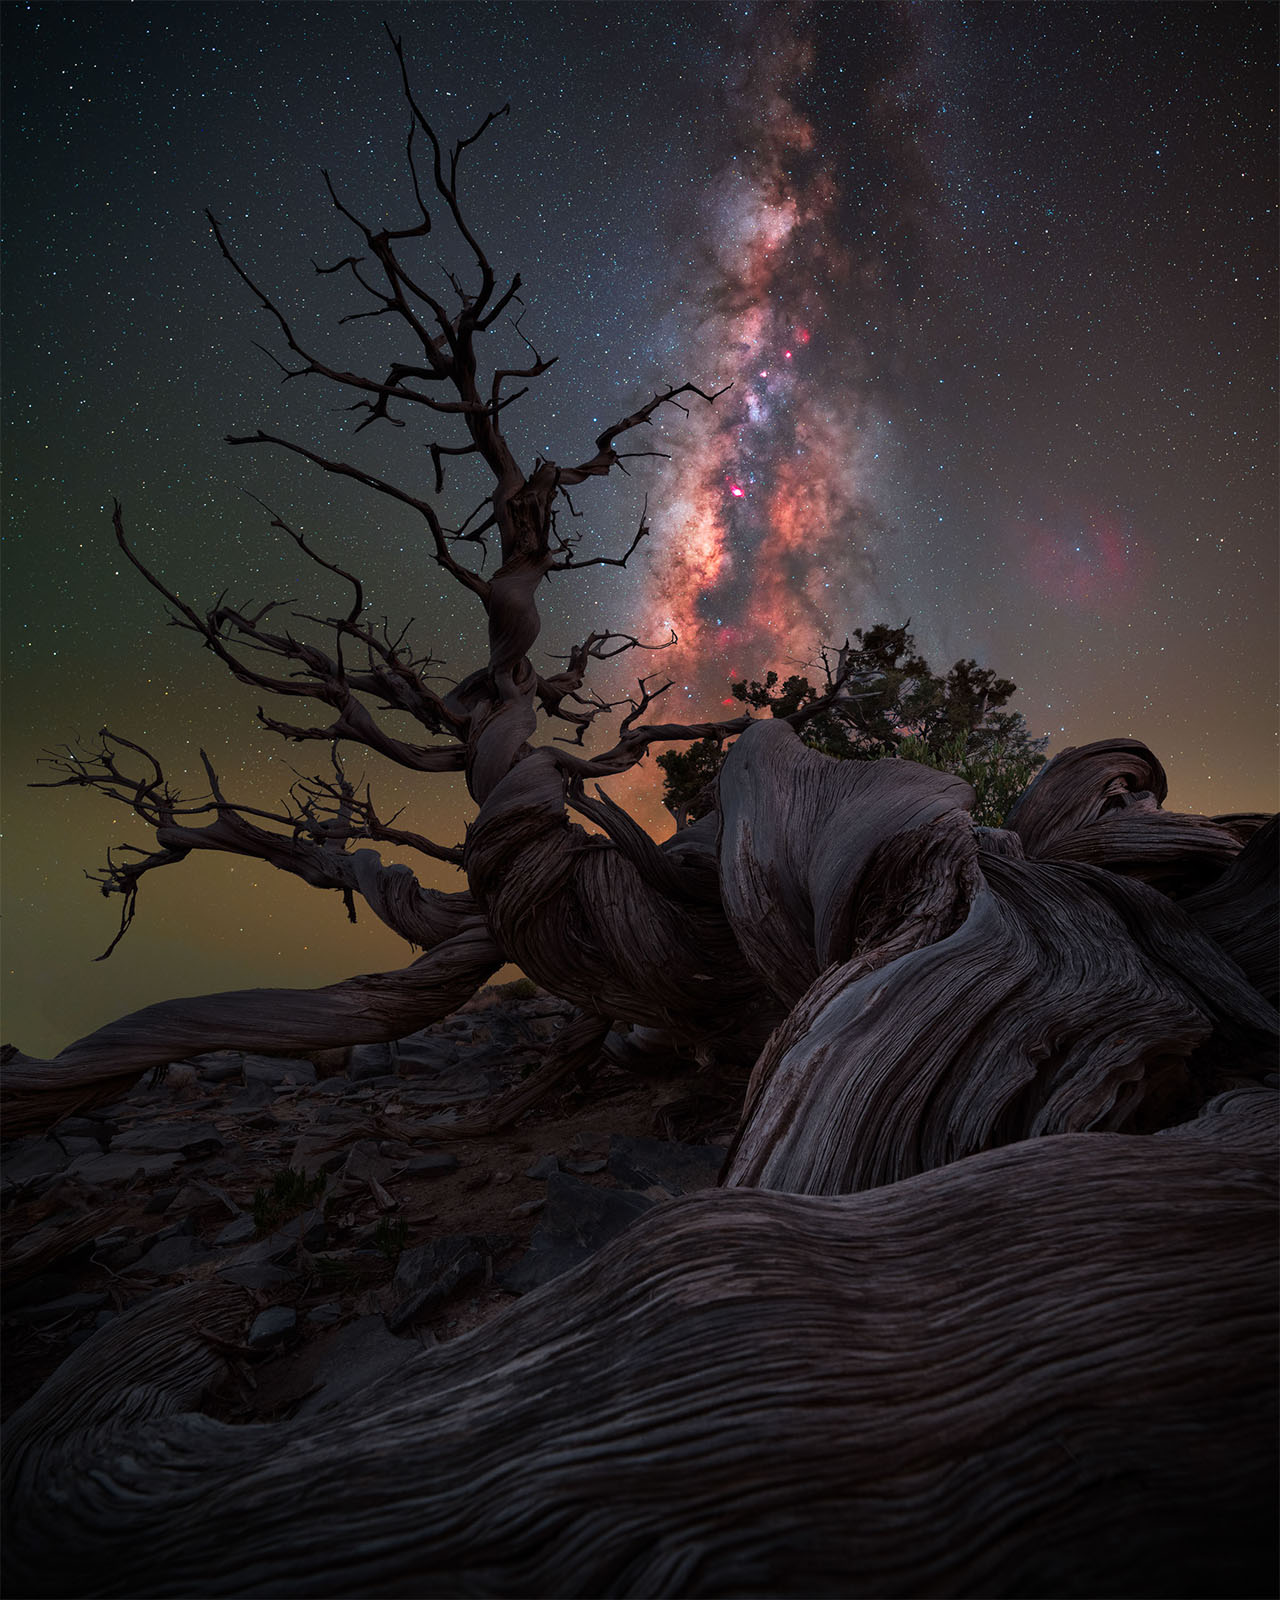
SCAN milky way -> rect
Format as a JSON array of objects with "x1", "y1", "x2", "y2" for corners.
[
  {"x1": 3, "y1": 2, "x2": 1275, "y2": 1054},
  {"x1": 637, "y1": 8, "x2": 886, "y2": 706}
]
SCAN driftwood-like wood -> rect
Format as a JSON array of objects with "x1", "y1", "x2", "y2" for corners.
[
  {"x1": 721, "y1": 724, "x2": 1276, "y2": 1196},
  {"x1": 5, "y1": 41, "x2": 1277, "y2": 1597},
  {"x1": 0, "y1": 923, "x2": 502, "y2": 1136},
  {"x1": 4, "y1": 1092, "x2": 1274, "y2": 1599},
  {"x1": 1182, "y1": 814, "x2": 1278, "y2": 1005}
]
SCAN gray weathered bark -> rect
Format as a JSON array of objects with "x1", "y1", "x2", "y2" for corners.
[{"x1": 4, "y1": 1090, "x2": 1274, "y2": 1599}]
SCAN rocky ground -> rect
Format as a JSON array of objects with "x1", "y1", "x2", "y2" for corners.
[{"x1": 2, "y1": 982, "x2": 736, "y2": 1422}]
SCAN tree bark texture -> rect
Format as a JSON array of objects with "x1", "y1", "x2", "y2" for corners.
[
  {"x1": 4, "y1": 729, "x2": 1276, "y2": 1596},
  {"x1": 4, "y1": 1091, "x2": 1274, "y2": 1599},
  {"x1": 0, "y1": 921, "x2": 501, "y2": 1135}
]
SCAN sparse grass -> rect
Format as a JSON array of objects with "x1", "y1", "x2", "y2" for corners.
[
  {"x1": 372, "y1": 1216, "x2": 410, "y2": 1260},
  {"x1": 498, "y1": 976, "x2": 539, "y2": 1001},
  {"x1": 253, "y1": 1167, "x2": 328, "y2": 1235}
]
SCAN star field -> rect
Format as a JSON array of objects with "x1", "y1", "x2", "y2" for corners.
[{"x1": 3, "y1": 2, "x2": 1275, "y2": 1054}]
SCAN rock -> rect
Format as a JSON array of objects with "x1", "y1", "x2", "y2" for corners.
[
  {"x1": 53, "y1": 1136, "x2": 104, "y2": 1159},
  {"x1": 393, "y1": 1035, "x2": 462, "y2": 1077},
  {"x1": 214, "y1": 1213, "x2": 257, "y2": 1247},
  {"x1": 498, "y1": 1174, "x2": 657, "y2": 1295},
  {"x1": 1, "y1": 1138, "x2": 72, "y2": 1190},
  {"x1": 155, "y1": 1214, "x2": 197, "y2": 1241},
  {"x1": 561, "y1": 1159, "x2": 607, "y2": 1176},
  {"x1": 242, "y1": 1056, "x2": 316, "y2": 1087},
  {"x1": 66, "y1": 1151, "x2": 183, "y2": 1185},
  {"x1": 226, "y1": 1207, "x2": 327, "y2": 1268},
  {"x1": 342, "y1": 1140, "x2": 398, "y2": 1187},
  {"x1": 509, "y1": 1199, "x2": 545, "y2": 1219},
  {"x1": 112, "y1": 1122, "x2": 225, "y2": 1158},
  {"x1": 568, "y1": 1130, "x2": 610, "y2": 1159},
  {"x1": 289, "y1": 1135, "x2": 349, "y2": 1179},
  {"x1": 524, "y1": 1154, "x2": 560, "y2": 1181},
  {"x1": 387, "y1": 1234, "x2": 509, "y2": 1333},
  {"x1": 191, "y1": 1052, "x2": 244, "y2": 1084},
  {"x1": 606, "y1": 1134, "x2": 728, "y2": 1196},
  {"x1": 225, "y1": 1082, "x2": 275, "y2": 1112},
  {"x1": 306, "y1": 1303, "x2": 343, "y2": 1326},
  {"x1": 133, "y1": 1235, "x2": 215, "y2": 1276},
  {"x1": 292, "y1": 1317, "x2": 419, "y2": 1418},
  {"x1": 398, "y1": 1150, "x2": 458, "y2": 1179},
  {"x1": 310, "y1": 1048, "x2": 349, "y2": 1079},
  {"x1": 51, "y1": 1117, "x2": 107, "y2": 1142},
  {"x1": 144, "y1": 1188, "x2": 181, "y2": 1213},
  {"x1": 247, "y1": 1306, "x2": 297, "y2": 1350},
  {"x1": 96, "y1": 1237, "x2": 144, "y2": 1270},
  {"x1": 348, "y1": 1043, "x2": 394, "y2": 1082}
]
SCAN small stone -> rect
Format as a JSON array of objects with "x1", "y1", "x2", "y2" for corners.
[
  {"x1": 190, "y1": 1051, "x2": 244, "y2": 1083},
  {"x1": 347, "y1": 1043, "x2": 394, "y2": 1081},
  {"x1": 387, "y1": 1234, "x2": 509, "y2": 1333},
  {"x1": 145, "y1": 1188, "x2": 181, "y2": 1214},
  {"x1": 561, "y1": 1158, "x2": 607, "y2": 1176},
  {"x1": 306, "y1": 1303, "x2": 343, "y2": 1327},
  {"x1": 524, "y1": 1154, "x2": 560, "y2": 1181},
  {"x1": 606, "y1": 1134, "x2": 728, "y2": 1197},
  {"x1": 95, "y1": 1237, "x2": 144, "y2": 1270},
  {"x1": 51, "y1": 1117, "x2": 107, "y2": 1142},
  {"x1": 53, "y1": 1136, "x2": 104, "y2": 1159},
  {"x1": 112, "y1": 1122, "x2": 225, "y2": 1157},
  {"x1": 499, "y1": 1174, "x2": 656, "y2": 1295},
  {"x1": 1, "y1": 1139, "x2": 71, "y2": 1189},
  {"x1": 67, "y1": 1151, "x2": 183, "y2": 1185},
  {"x1": 247, "y1": 1306, "x2": 297, "y2": 1349},
  {"x1": 155, "y1": 1214, "x2": 197, "y2": 1241},
  {"x1": 289, "y1": 1135, "x2": 348, "y2": 1178},
  {"x1": 242, "y1": 1056, "x2": 317, "y2": 1088},
  {"x1": 509, "y1": 1198, "x2": 545, "y2": 1219},
  {"x1": 214, "y1": 1213, "x2": 257, "y2": 1247},
  {"x1": 292, "y1": 1316, "x2": 418, "y2": 1418},
  {"x1": 342, "y1": 1140, "x2": 398, "y2": 1187},
  {"x1": 493, "y1": 1170, "x2": 512, "y2": 1185},
  {"x1": 399, "y1": 1150, "x2": 458, "y2": 1179}
]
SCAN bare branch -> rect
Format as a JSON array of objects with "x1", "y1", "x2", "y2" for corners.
[
  {"x1": 222, "y1": 436, "x2": 490, "y2": 600},
  {"x1": 558, "y1": 383, "x2": 730, "y2": 487},
  {"x1": 550, "y1": 498, "x2": 652, "y2": 571}
]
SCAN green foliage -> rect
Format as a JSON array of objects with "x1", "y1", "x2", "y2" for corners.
[
  {"x1": 372, "y1": 1216, "x2": 410, "y2": 1260},
  {"x1": 253, "y1": 1166, "x2": 328, "y2": 1235},
  {"x1": 654, "y1": 737, "x2": 728, "y2": 825},
  {"x1": 498, "y1": 976, "x2": 539, "y2": 1001},
  {"x1": 659, "y1": 623, "x2": 1047, "y2": 828}
]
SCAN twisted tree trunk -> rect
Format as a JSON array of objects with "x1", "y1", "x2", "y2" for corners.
[
  {"x1": 0, "y1": 921, "x2": 501, "y2": 1135},
  {"x1": 4, "y1": 732, "x2": 1276, "y2": 1597},
  {"x1": 4, "y1": 1092, "x2": 1274, "y2": 1599}
]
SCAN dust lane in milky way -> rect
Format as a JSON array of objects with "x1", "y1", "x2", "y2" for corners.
[{"x1": 635, "y1": 8, "x2": 933, "y2": 709}]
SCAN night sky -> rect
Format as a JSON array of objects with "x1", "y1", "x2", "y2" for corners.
[{"x1": 3, "y1": 2, "x2": 1275, "y2": 1057}]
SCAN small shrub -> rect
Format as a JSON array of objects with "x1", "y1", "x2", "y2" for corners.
[
  {"x1": 501, "y1": 976, "x2": 539, "y2": 1001},
  {"x1": 373, "y1": 1216, "x2": 410, "y2": 1260},
  {"x1": 253, "y1": 1167, "x2": 328, "y2": 1235}
]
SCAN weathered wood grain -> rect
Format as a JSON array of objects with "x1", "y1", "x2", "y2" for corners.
[
  {"x1": 4, "y1": 1096, "x2": 1274, "y2": 1599},
  {"x1": 0, "y1": 923, "x2": 503, "y2": 1135}
]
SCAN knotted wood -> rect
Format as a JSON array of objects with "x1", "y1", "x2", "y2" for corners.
[
  {"x1": 4, "y1": 1093, "x2": 1274, "y2": 1599},
  {"x1": 0, "y1": 922, "x2": 502, "y2": 1135}
]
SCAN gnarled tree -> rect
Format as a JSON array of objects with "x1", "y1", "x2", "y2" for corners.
[{"x1": 3, "y1": 32, "x2": 1276, "y2": 1598}]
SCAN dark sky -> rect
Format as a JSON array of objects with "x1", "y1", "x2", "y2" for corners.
[{"x1": 3, "y1": 1, "x2": 1276, "y2": 1056}]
